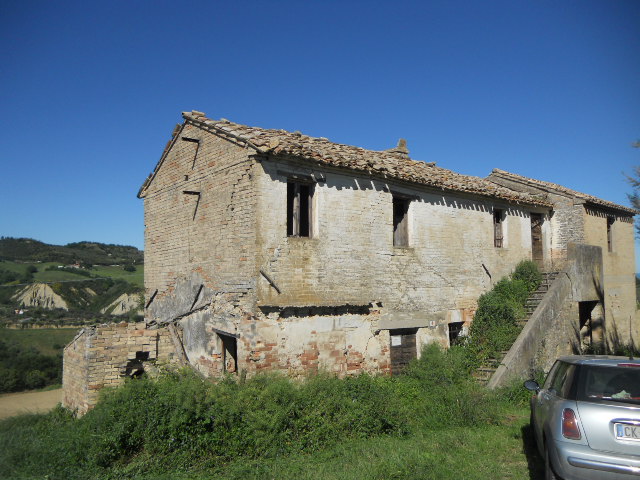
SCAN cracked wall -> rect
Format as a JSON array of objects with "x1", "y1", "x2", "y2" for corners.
[
  {"x1": 255, "y1": 159, "x2": 546, "y2": 333},
  {"x1": 143, "y1": 121, "x2": 258, "y2": 320}
]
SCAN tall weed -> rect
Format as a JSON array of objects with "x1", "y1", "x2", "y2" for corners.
[{"x1": 0, "y1": 346, "x2": 505, "y2": 479}]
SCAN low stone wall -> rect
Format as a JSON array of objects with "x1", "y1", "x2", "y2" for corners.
[{"x1": 62, "y1": 322, "x2": 177, "y2": 415}]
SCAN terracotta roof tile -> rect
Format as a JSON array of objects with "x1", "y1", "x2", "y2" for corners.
[
  {"x1": 146, "y1": 111, "x2": 549, "y2": 207},
  {"x1": 490, "y1": 169, "x2": 637, "y2": 215}
]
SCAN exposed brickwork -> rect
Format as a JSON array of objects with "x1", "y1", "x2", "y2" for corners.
[
  {"x1": 62, "y1": 322, "x2": 176, "y2": 415},
  {"x1": 64, "y1": 113, "x2": 638, "y2": 413},
  {"x1": 143, "y1": 122, "x2": 257, "y2": 319}
]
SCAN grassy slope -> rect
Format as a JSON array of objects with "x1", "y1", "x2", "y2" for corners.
[
  {"x1": 198, "y1": 412, "x2": 542, "y2": 480},
  {"x1": 0, "y1": 408, "x2": 542, "y2": 480},
  {"x1": 0, "y1": 328, "x2": 79, "y2": 356},
  {"x1": 90, "y1": 265, "x2": 144, "y2": 287},
  {"x1": 0, "y1": 344, "x2": 545, "y2": 480}
]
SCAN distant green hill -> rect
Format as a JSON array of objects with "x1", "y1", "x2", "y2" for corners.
[{"x1": 0, "y1": 237, "x2": 143, "y2": 266}]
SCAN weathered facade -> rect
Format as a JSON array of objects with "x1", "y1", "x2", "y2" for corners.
[
  {"x1": 63, "y1": 322, "x2": 177, "y2": 415},
  {"x1": 489, "y1": 169, "x2": 638, "y2": 345},
  {"x1": 63, "y1": 110, "x2": 638, "y2": 412}
]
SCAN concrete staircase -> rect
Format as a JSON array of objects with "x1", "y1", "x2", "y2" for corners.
[{"x1": 473, "y1": 272, "x2": 559, "y2": 385}]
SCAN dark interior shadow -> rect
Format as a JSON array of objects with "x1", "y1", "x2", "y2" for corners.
[{"x1": 521, "y1": 422, "x2": 544, "y2": 480}]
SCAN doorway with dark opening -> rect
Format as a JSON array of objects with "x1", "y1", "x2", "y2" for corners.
[
  {"x1": 530, "y1": 213, "x2": 543, "y2": 268},
  {"x1": 217, "y1": 332, "x2": 238, "y2": 374},
  {"x1": 448, "y1": 322, "x2": 464, "y2": 346},
  {"x1": 579, "y1": 301, "x2": 600, "y2": 349}
]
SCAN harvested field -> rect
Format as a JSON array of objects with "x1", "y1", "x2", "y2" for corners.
[{"x1": 0, "y1": 388, "x2": 61, "y2": 419}]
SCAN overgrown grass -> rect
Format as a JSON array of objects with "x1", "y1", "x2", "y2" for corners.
[
  {"x1": 0, "y1": 345, "x2": 533, "y2": 480},
  {"x1": 466, "y1": 260, "x2": 541, "y2": 363}
]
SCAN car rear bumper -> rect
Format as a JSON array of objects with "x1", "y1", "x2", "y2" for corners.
[{"x1": 552, "y1": 441, "x2": 640, "y2": 479}]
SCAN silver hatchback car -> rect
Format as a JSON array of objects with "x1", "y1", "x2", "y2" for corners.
[{"x1": 525, "y1": 356, "x2": 640, "y2": 480}]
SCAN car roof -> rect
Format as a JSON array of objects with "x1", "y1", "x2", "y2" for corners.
[{"x1": 557, "y1": 355, "x2": 640, "y2": 367}]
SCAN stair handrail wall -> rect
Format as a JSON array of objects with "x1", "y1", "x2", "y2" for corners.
[{"x1": 487, "y1": 243, "x2": 604, "y2": 388}]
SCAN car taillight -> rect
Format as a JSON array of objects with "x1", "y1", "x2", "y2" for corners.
[{"x1": 562, "y1": 408, "x2": 581, "y2": 440}]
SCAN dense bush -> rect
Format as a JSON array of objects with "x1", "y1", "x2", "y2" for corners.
[
  {"x1": 466, "y1": 260, "x2": 541, "y2": 363},
  {"x1": 511, "y1": 260, "x2": 542, "y2": 292},
  {"x1": 0, "y1": 340, "x2": 62, "y2": 392},
  {"x1": 0, "y1": 268, "x2": 18, "y2": 284},
  {"x1": 0, "y1": 345, "x2": 502, "y2": 479}
]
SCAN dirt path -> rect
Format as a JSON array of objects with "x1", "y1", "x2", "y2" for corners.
[{"x1": 0, "y1": 388, "x2": 62, "y2": 419}]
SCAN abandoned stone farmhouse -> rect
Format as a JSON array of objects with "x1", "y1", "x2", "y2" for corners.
[{"x1": 63, "y1": 110, "x2": 638, "y2": 414}]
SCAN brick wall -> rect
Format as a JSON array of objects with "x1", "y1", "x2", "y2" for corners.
[
  {"x1": 62, "y1": 322, "x2": 176, "y2": 415},
  {"x1": 143, "y1": 122, "x2": 258, "y2": 323},
  {"x1": 255, "y1": 159, "x2": 544, "y2": 316}
]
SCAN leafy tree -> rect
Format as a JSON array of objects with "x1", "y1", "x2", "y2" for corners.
[{"x1": 626, "y1": 140, "x2": 640, "y2": 236}]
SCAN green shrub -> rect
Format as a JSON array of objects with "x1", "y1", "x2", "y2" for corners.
[
  {"x1": 0, "y1": 340, "x2": 62, "y2": 393},
  {"x1": 0, "y1": 345, "x2": 505, "y2": 478},
  {"x1": 465, "y1": 260, "x2": 541, "y2": 364},
  {"x1": 512, "y1": 260, "x2": 541, "y2": 292}
]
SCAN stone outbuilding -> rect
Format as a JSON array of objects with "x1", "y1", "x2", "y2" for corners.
[{"x1": 63, "y1": 110, "x2": 638, "y2": 412}]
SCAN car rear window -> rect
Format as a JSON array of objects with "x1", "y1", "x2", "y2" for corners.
[{"x1": 577, "y1": 365, "x2": 640, "y2": 406}]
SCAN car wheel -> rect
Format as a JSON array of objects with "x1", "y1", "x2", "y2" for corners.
[{"x1": 545, "y1": 442, "x2": 559, "y2": 480}]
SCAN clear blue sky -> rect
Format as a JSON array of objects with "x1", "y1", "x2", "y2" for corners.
[{"x1": 1, "y1": 1, "x2": 638, "y2": 263}]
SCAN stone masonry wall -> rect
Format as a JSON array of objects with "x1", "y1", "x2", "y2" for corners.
[
  {"x1": 487, "y1": 172, "x2": 585, "y2": 271},
  {"x1": 583, "y1": 208, "x2": 638, "y2": 342},
  {"x1": 255, "y1": 158, "x2": 548, "y2": 322},
  {"x1": 62, "y1": 322, "x2": 176, "y2": 415},
  {"x1": 143, "y1": 121, "x2": 258, "y2": 323}
]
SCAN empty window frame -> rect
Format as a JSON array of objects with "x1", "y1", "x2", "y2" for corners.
[
  {"x1": 393, "y1": 195, "x2": 410, "y2": 247},
  {"x1": 607, "y1": 216, "x2": 614, "y2": 252},
  {"x1": 287, "y1": 181, "x2": 313, "y2": 237},
  {"x1": 493, "y1": 209, "x2": 504, "y2": 248},
  {"x1": 448, "y1": 322, "x2": 464, "y2": 346}
]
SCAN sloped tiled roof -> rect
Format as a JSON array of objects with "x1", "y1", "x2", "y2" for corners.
[
  {"x1": 139, "y1": 110, "x2": 550, "y2": 207},
  {"x1": 489, "y1": 169, "x2": 637, "y2": 215}
]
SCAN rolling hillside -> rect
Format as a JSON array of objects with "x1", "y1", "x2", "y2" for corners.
[
  {"x1": 0, "y1": 238, "x2": 144, "y2": 323},
  {"x1": 0, "y1": 237, "x2": 143, "y2": 266}
]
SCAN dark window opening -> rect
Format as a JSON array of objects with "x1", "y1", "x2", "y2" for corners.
[
  {"x1": 393, "y1": 196, "x2": 410, "y2": 247},
  {"x1": 390, "y1": 328, "x2": 417, "y2": 375},
  {"x1": 607, "y1": 217, "x2": 614, "y2": 252},
  {"x1": 493, "y1": 209, "x2": 503, "y2": 248},
  {"x1": 287, "y1": 181, "x2": 313, "y2": 237},
  {"x1": 448, "y1": 322, "x2": 464, "y2": 346},
  {"x1": 122, "y1": 351, "x2": 150, "y2": 378},
  {"x1": 217, "y1": 333, "x2": 238, "y2": 374}
]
